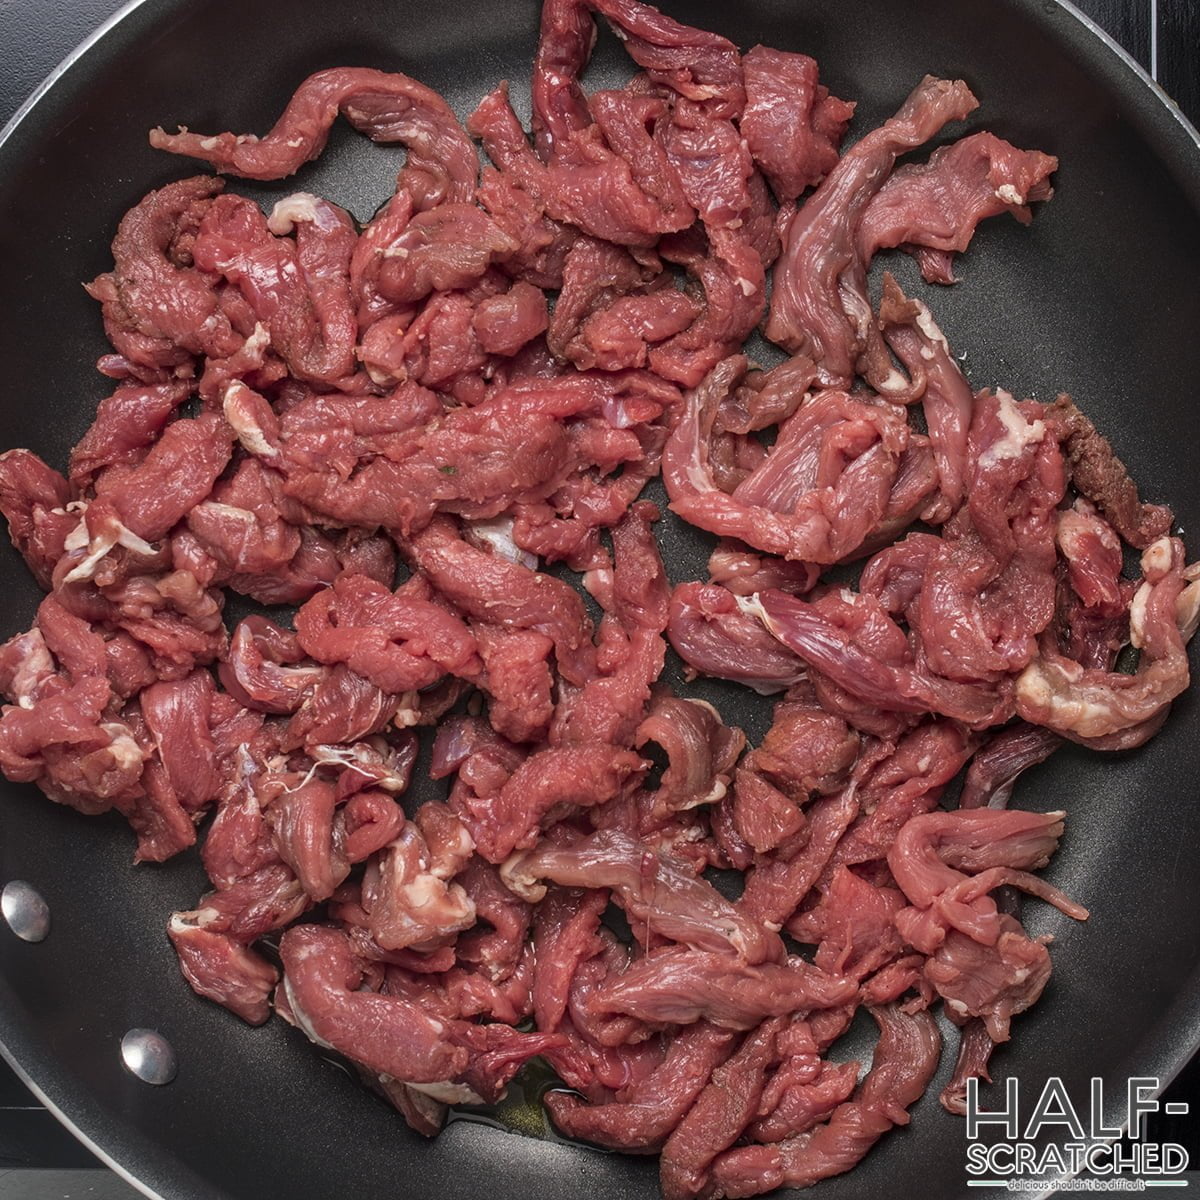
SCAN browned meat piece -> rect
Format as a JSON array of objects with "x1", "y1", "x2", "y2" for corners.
[{"x1": 1052, "y1": 395, "x2": 1173, "y2": 548}]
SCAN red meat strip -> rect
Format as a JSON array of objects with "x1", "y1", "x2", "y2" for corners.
[
  {"x1": 186, "y1": 464, "x2": 353, "y2": 605},
  {"x1": 470, "y1": 83, "x2": 692, "y2": 248},
  {"x1": 590, "y1": 88, "x2": 695, "y2": 233},
  {"x1": 741, "y1": 46, "x2": 854, "y2": 203},
  {"x1": 553, "y1": 501, "x2": 670, "y2": 745},
  {"x1": 0, "y1": 450, "x2": 75, "y2": 587},
  {"x1": 473, "y1": 281, "x2": 550, "y2": 356},
  {"x1": 0, "y1": 669, "x2": 143, "y2": 817},
  {"x1": 407, "y1": 514, "x2": 598, "y2": 684},
  {"x1": 878, "y1": 274, "x2": 974, "y2": 516},
  {"x1": 659, "y1": 1018, "x2": 786, "y2": 1200},
  {"x1": 167, "y1": 921, "x2": 279, "y2": 1025},
  {"x1": 890, "y1": 808, "x2": 1071, "y2": 907},
  {"x1": 71, "y1": 413, "x2": 234, "y2": 572},
  {"x1": 926, "y1": 915, "x2": 1051, "y2": 1042},
  {"x1": 172, "y1": 862, "x2": 308, "y2": 947},
  {"x1": 588, "y1": 948, "x2": 855, "y2": 1028},
  {"x1": 708, "y1": 1006, "x2": 941, "y2": 1197},
  {"x1": 765, "y1": 76, "x2": 978, "y2": 391},
  {"x1": 1057, "y1": 500, "x2": 1126, "y2": 615},
  {"x1": 707, "y1": 542, "x2": 819, "y2": 597},
  {"x1": 714, "y1": 357, "x2": 815, "y2": 441},
  {"x1": 548, "y1": 237, "x2": 661, "y2": 359},
  {"x1": 749, "y1": 1041, "x2": 860, "y2": 1144},
  {"x1": 284, "y1": 664, "x2": 401, "y2": 748},
  {"x1": 220, "y1": 616, "x2": 324, "y2": 714},
  {"x1": 791, "y1": 865, "x2": 906, "y2": 983},
  {"x1": 532, "y1": 887, "x2": 608, "y2": 1033},
  {"x1": 474, "y1": 625, "x2": 555, "y2": 744},
  {"x1": 888, "y1": 808, "x2": 1086, "y2": 958},
  {"x1": 546, "y1": 1021, "x2": 737, "y2": 1151},
  {"x1": 150, "y1": 68, "x2": 477, "y2": 208},
  {"x1": 531, "y1": 0, "x2": 743, "y2": 157},
  {"x1": 84, "y1": 176, "x2": 243, "y2": 377},
  {"x1": 826, "y1": 718, "x2": 979, "y2": 871},
  {"x1": 940, "y1": 1013, "x2": 1002, "y2": 1115},
  {"x1": 575, "y1": 288, "x2": 698, "y2": 371},
  {"x1": 454, "y1": 742, "x2": 647, "y2": 862},
  {"x1": 664, "y1": 357, "x2": 913, "y2": 563},
  {"x1": 139, "y1": 669, "x2": 219, "y2": 814},
  {"x1": 731, "y1": 768, "x2": 805, "y2": 856},
  {"x1": 284, "y1": 375, "x2": 644, "y2": 534},
  {"x1": 751, "y1": 588, "x2": 1009, "y2": 727},
  {"x1": 201, "y1": 760, "x2": 282, "y2": 893},
  {"x1": 371, "y1": 205, "x2": 519, "y2": 306},
  {"x1": 737, "y1": 788, "x2": 859, "y2": 930},
  {"x1": 529, "y1": 0, "x2": 594, "y2": 155},
  {"x1": 590, "y1": 0, "x2": 744, "y2": 114},
  {"x1": 266, "y1": 777, "x2": 348, "y2": 903},
  {"x1": 0, "y1": 598, "x2": 151, "y2": 817},
  {"x1": 506, "y1": 828, "x2": 782, "y2": 963},
  {"x1": 1017, "y1": 536, "x2": 1193, "y2": 748},
  {"x1": 454, "y1": 856, "x2": 533, "y2": 982},
  {"x1": 731, "y1": 693, "x2": 858, "y2": 854},
  {"x1": 872, "y1": 390, "x2": 1065, "y2": 688},
  {"x1": 293, "y1": 571, "x2": 478, "y2": 695},
  {"x1": 959, "y1": 723, "x2": 1062, "y2": 810},
  {"x1": 752, "y1": 691, "x2": 860, "y2": 800},
  {"x1": 69, "y1": 381, "x2": 193, "y2": 488},
  {"x1": 192, "y1": 192, "x2": 358, "y2": 386},
  {"x1": 859, "y1": 131, "x2": 1056, "y2": 283},
  {"x1": 656, "y1": 99, "x2": 753, "y2": 232},
  {"x1": 635, "y1": 694, "x2": 743, "y2": 818},
  {"x1": 647, "y1": 229, "x2": 766, "y2": 388},
  {"x1": 280, "y1": 925, "x2": 469, "y2": 1083},
  {"x1": 362, "y1": 810, "x2": 475, "y2": 951},
  {"x1": 339, "y1": 790, "x2": 408, "y2": 863}
]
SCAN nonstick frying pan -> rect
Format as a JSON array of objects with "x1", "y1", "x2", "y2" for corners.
[{"x1": 1, "y1": 2, "x2": 1199, "y2": 1198}]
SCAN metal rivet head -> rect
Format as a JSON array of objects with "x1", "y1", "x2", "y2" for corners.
[
  {"x1": 1, "y1": 881, "x2": 50, "y2": 943},
  {"x1": 121, "y1": 1029, "x2": 177, "y2": 1086}
]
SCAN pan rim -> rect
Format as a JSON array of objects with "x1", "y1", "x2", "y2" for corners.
[
  {"x1": 0, "y1": 1033, "x2": 171, "y2": 1200},
  {"x1": 0, "y1": 2, "x2": 1198, "y2": 1199}
]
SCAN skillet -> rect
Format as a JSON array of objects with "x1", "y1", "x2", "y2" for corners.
[{"x1": 1, "y1": 1, "x2": 1199, "y2": 1197}]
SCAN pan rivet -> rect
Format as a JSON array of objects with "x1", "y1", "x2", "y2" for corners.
[
  {"x1": 120, "y1": 1029, "x2": 177, "y2": 1086},
  {"x1": 1, "y1": 881, "x2": 50, "y2": 943}
]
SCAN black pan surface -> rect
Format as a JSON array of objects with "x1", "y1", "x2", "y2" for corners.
[{"x1": 1, "y1": 2, "x2": 1198, "y2": 1198}]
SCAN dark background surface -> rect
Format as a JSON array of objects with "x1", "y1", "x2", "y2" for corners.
[{"x1": 0, "y1": 0, "x2": 1196, "y2": 1196}]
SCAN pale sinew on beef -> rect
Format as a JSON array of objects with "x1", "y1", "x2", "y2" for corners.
[{"x1": 0, "y1": 0, "x2": 1191, "y2": 1196}]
